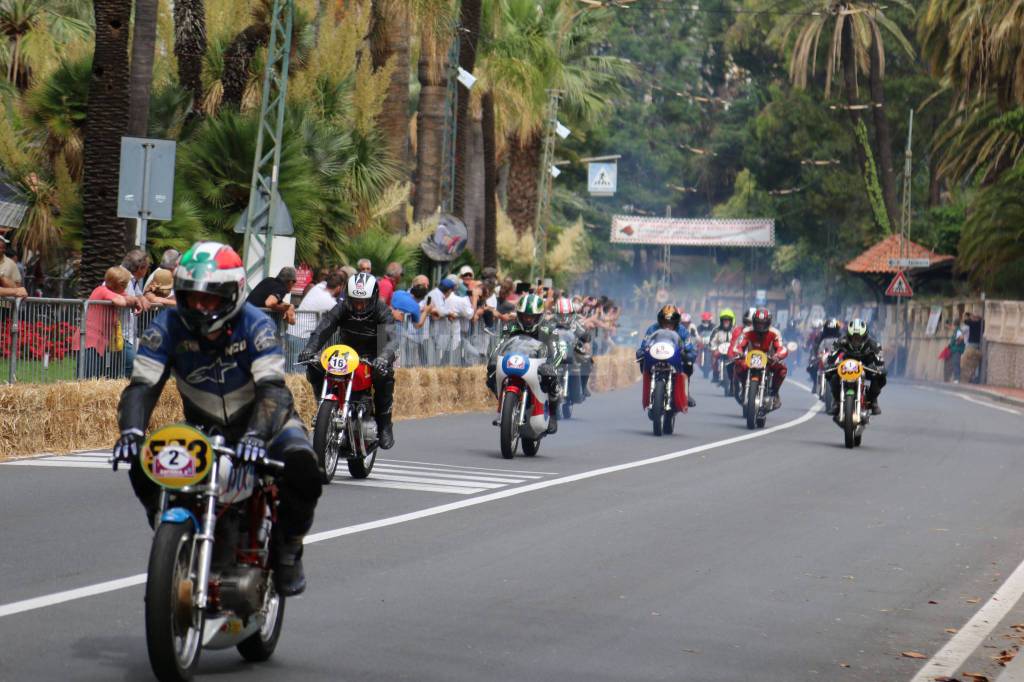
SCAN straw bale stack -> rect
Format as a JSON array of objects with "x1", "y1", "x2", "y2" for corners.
[{"x1": 0, "y1": 348, "x2": 636, "y2": 460}]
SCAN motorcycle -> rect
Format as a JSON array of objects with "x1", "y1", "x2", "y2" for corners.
[
  {"x1": 124, "y1": 424, "x2": 286, "y2": 682},
  {"x1": 642, "y1": 329, "x2": 687, "y2": 437},
  {"x1": 309, "y1": 344, "x2": 379, "y2": 483},
  {"x1": 494, "y1": 335, "x2": 554, "y2": 459},
  {"x1": 554, "y1": 328, "x2": 583, "y2": 419},
  {"x1": 740, "y1": 349, "x2": 773, "y2": 430},
  {"x1": 698, "y1": 333, "x2": 713, "y2": 379},
  {"x1": 834, "y1": 357, "x2": 874, "y2": 448},
  {"x1": 718, "y1": 343, "x2": 736, "y2": 396},
  {"x1": 814, "y1": 349, "x2": 833, "y2": 414}
]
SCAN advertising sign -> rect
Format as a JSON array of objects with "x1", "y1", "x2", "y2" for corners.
[{"x1": 610, "y1": 216, "x2": 774, "y2": 247}]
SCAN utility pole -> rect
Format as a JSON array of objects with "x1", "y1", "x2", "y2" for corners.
[
  {"x1": 530, "y1": 90, "x2": 562, "y2": 283},
  {"x1": 897, "y1": 109, "x2": 913, "y2": 374},
  {"x1": 240, "y1": 0, "x2": 294, "y2": 289}
]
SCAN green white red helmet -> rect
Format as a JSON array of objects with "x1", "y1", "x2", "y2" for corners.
[
  {"x1": 516, "y1": 293, "x2": 545, "y2": 333},
  {"x1": 554, "y1": 297, "x2": 575, "y2": 326},
  {"x1": 174, "y1": 241, "x2": 247, "y2": 336}
]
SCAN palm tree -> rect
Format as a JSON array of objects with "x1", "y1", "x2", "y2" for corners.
[
  {"x1": 25, "y1": 54, "x2": 90, "y2": 179},
  {"x1": 412, "y1": 23, "x2": 453, "y2": 222},
  {"x1": 0, "y1": 0, "x2": 92, "y2": 89},
  {"x1": 452, "y1": 0, "x2": 482, "y2": 222},
  {"x1": 173, "y1": 0, "x2": 207, "y2": 117},
  {"x1": 126, "y1": 0, "x2": 158, "y2": 137},
  {"x1": 769, "y1": 0, "x2": 914, "y2": 231},
  {"x1": 481, "y1": 90, "x2": 497, "y2": 267},
  {"x1": 79, "y1": 0, "x2": 133, "y2": 295}
]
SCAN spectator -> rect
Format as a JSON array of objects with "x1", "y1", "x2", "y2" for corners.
[
  {"x1": 357, "y1": 258, "x2": 372, "y2": 274},
  {"x1": 336, "y1": 265, "x2": 357, "y2": 287},
  {"x1": 303, "y1": 267, "x2": 330, "y2": 297},
  {"x1": 961, "y1": 311, "x2": 984, "y2": 383},
  {"x1": 82, "y1": 266, "x2": 142, "y2": 378},
  {"x1": 945, "y1": 316, "x2": 967, "y2": 383},
  {"x1": 144, "y1": 248, "x2": 180, "y2": 289},
  {"x1": 0, "y1": 234, "x2": 22, "y2": 286},
  {"x1": 247, "y1": 266, "x2": 297, "y2": 325},
  {"x1": 379, "y1": 261, "x2": 402, "y2": 305},
  {"x1": 427, "y1": 278, "x2": 463, "y2": 364},
  {"x1": 121, "y1": 248, "x2": 152, "y2": 376},
  {"x1": 395, "y1": 274, "x2": 433, "y2": 365},
  {"x1": 143, "y1": 268, "x2": 176, "y2": 307},
  {"x1": 287, "y1": 272, "x2": 344, "y2": 367}
]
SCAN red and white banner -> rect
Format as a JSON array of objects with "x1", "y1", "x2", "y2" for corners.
[{"x1": 610, "y1": 216, "x2": 775, "y2": 247}]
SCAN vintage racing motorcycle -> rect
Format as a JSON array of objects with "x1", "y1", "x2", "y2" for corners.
[
  {"x1": 494, "y1": 335, "x2": 555, "y2": 459},
  {"x1": 641, "y1": 329, "x2": 688, "y2": 437},
  {"x1": 309, "y1": 343, "x2": 379, "y2": 482},
  {"x1": 833, "y1": 357, "x2": 875, "y2": 448},
  {"x1": 739, "y1": 348, "x2": 773, "y2": 430}
]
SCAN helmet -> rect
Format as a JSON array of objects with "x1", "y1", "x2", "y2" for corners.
[
  {"x1": 517, "y1": 293, "x2": 546, "y2": 333},
  {"x1": 813, "y1": 318, "x2": 824, "y2": 330},
  {"x1": 719, "y1": 308, "x2": 735, "y2": 323},
  {"x1": 743, "y1": 306, "x2": 757, "y2": 326},
  {"x1": 346, "y1": 272, "x2": 378, "y2": 320},
  {"x1": 751, "y1": 308, "x2": 772, "y2": 333},
  {"x1": 680, "y1": 312, "x2": 693, "y2": 327},
  {"x1": 554, "y1": 297, "x2": 574, "y2": 326},
  {"x1": 701, "y1": 311, "x2": 713, "y2": 322},
  {"x1": 657, "y1": 304, "x2": 681, "y2": 330},
  {"x1": 824, "y1": 318, "x2": 842, "y2": 334},
  {"x1": 174, "y1": 241, "x2": 247, "y2": 337},
  {"x1": 847, "y1": 318, "x2": 868, "y2": 349}
]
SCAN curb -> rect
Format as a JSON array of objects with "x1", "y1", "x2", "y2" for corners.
[{"x1": 938, "y1": 382, "x2": 1024, "y2": 409}]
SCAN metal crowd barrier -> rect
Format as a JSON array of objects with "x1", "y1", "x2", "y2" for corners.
[{"x1": 1, "y1": 296, "x2": 615, "y2": 384}]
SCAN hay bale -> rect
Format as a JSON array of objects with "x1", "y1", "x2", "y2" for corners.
[{"x1": 0, "y1": 349, "x2": 637, "y2": 460}]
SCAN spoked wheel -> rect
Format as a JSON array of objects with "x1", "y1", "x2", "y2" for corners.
[
  {"x1": 347, "y1": 413, "x2": 377, "y2": 478},
  {"x1": 842, "y1": 394, "x2": 857, "y2": 449},
  {"x1": 236, "y1": 586, "x2": 285, "y2": 662},
  {"x1": 499, "y1": 391, "x2": 522, "y2": 459},
  {"x1": 312, "y1": 400, "x2": 340, "y2": 484},
  {"x1": 651, "y1": 379, "x2": 666, "y2": 437},
  {"x1": 146, "y1": 522, "x2": 203, "y2": 682}
]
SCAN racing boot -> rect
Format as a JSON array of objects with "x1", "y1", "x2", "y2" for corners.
[
  {"x1": 271, "y1": 530, "x2": 307, "y2": 597},
  {"x1": 688, "y1": 395, "x2": 696, "y2": 408},
  {"x1": 377, "y1": 415, "x2": 395, "y2": 450},
  {"x1": 546, "y1": 401, "x2": 559, "y2": 434},
  {"x1": 868, "y1": 400, "x2": 882, "y2": 416},
  {"x1": 829, "y1": 397, "x2": 840, "y2": 416},
  {"x1": 770, "y1": 390, "x2": 782, "y2": 411}
]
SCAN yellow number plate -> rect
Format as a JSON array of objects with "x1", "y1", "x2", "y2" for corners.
[
  {"x1": 746, "y1": 350, "x2": 768, "y2": 369},
  {"x1": 837, "y1": 358, "x2": 863, "y2": 382},
  {"x1": 320, "y1": 344, "x2": 359, "y2": 377},
  {"x1": 141, "y1": 424, "x2": 214, "y2": 490}
]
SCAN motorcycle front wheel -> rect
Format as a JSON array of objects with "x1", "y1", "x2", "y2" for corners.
[
  {"x1": 312, "y1": 400, "x2": 340, "y2": 484},
  {"x1": 236, "y1": 587, "x2": 285, "y2": 662},
  {"x1": 499, "y1": 392, "x2": 522, "y2": 459},
  {"x1": 145, "y1": 522, "x2": 203, "y2": 682},
  {"x1": 651, "y1": 379, "x2": 667, "y2": 436},
  {"x1": 745, "y1": 380, "x2": 759, "y2": 430},
  {"x1": 843, "y1": 393, "x2": 857, "y2": 449}
]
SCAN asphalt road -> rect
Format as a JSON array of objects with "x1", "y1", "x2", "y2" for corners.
[{"x1": 2, "y1": 372, "x2": 1024, "y2": 681}]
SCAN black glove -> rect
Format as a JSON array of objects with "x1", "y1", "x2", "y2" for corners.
[
  {"x1": 372, "y1": 356, "x2": 393, "y2": 376},
  {"x1": 236, "y1": 433, "x2": 267, "y2": 463},
  {"x1": 112, "y1": 428, "x2": 144, "y2": 471},
  {"x1": 297, "y1": 348, "x2": 316, "y2": 364}
]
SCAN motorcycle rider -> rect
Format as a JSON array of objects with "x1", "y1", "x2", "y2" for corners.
[
  {"x1": 553, "y1": 296, "x2": 593, "y2": 398},
  {"x1": 112, "y1": 242, "x2": 322, "y2": 597},
  {"x1": 696, "y1": 311, "x2": 716, "y2": 338},
  {"x1": 709, "y1": 308, "x2": 735, "y2": 382},
  {"x1": 804, "y1": 318, "x2": 824, "y2": 357},
  {"x1": 680, "y1": 312, "x2": 698, "y2": 340},
  {"x1": 297, "y1": 272, "x2": 399, "y2": 450},
  {"x1": 826, "y1": 318, "x2": 886, "y2": 416},
  {"x1": 807, "y1": 318, "x2": 842, "y2": 386},
  {"x1": 486, "y1": 293, "x2": 564, "y2": 433},
  {"x1": 637, "y1": 305, "x2": 697, "y2": 407},
  {"x1": 731, "y1": 308, "x2": 789, "y2": 410}
]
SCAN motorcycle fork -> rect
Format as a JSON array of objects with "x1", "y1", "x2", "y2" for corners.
[{"x1": 193, "y1": 453, "x2": 221, "y2": 609}]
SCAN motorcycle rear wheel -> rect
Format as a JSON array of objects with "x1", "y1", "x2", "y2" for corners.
[
  {"x1": 499, "y1": 392, "x2": 522, "y2": 459},
  {"x1": 561, "y1": 400, "x2": 573, "y2": 420},
  {"x1": 146, "y1": 522, "x2": 203, "y2": 682},
  {"x1": 522, "y1": 437, "x2": 540, "y2": 456},
  {"x1": 843, "y1": 394, "x2": 857, "y2": 449},
  {"x1": 236, "y1": 588, "x2": 285, "y2": 662},
  {"x1": 651, "y1": 380, "x2": 666, "y2": 437},
  {"x1": 347, "y1": 414, "x2": 377, "y2": 478},
  {"x1": 723, "y1": 372, "x2": 733, "y2": 397},
  {"x1": 312, "y1": 400, "x2": 340, "y2": 484}
]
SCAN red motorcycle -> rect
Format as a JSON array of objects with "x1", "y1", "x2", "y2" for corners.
[{"x1": 310, "y1": 344, "x2": 379, "y2": 483}]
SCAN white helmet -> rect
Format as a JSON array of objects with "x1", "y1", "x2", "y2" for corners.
[{"x1": 347, "y1": 272, "x2": 378, "y2": 319}]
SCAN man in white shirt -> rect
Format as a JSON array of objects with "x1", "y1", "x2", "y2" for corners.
[{"x1": 286, "y1": 273, "x2": 343, "y2": 368}]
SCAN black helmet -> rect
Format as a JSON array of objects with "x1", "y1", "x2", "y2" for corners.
[
  {"x1": 824, "y1": 318, "x2": 842, "y2": 334},
  {"x1": 657, "y1": 305, "x2": 681, "y2": 330},
  {"x1": 751, "y1": 308, "x2": 772, "y2": 333}
]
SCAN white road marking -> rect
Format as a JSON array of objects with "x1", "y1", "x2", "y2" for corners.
[
  {"x1": 382, "y1": 458, "x2": 553, "y2": 476},
  {"x1": 915, "y1": 385, "x2": 1022, "y2": 416},
  {"x1": 0, "y1": 400, "x2": 821, "y2": 621},
  {"x1": 910, "y1": 556, "x2": 1024, "y2": 681},
  {"x1": 332, "y1": 480, "x2": 489, "y2": 495}
]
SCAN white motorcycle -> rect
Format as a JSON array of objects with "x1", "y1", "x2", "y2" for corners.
[{"x1": 494, "y1": 336, "x2": 555, "y2": 459}]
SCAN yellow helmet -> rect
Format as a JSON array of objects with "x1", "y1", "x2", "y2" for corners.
[{"x1": 719, "y1": 308, "x2": 735, "y2": 322}]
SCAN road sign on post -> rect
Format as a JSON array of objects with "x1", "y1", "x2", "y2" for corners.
[
  {"x1": 885, "y1": 271, "x2": 913, "y2": 297},
  {"x1": 588, "y1": 162, "x2": 617, "y2": 196},
  {"x1": 117, "y1": 137, "x2": 176, "y2": 246}
]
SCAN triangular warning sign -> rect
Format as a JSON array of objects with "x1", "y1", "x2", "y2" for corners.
[{"x1": 885, "y1": 271, "x2": 913, "y2": 297}]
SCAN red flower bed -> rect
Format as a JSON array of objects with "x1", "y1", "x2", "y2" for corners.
[{"x1": 0, "y1": 320, "x2": 80, "y2": 361}]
